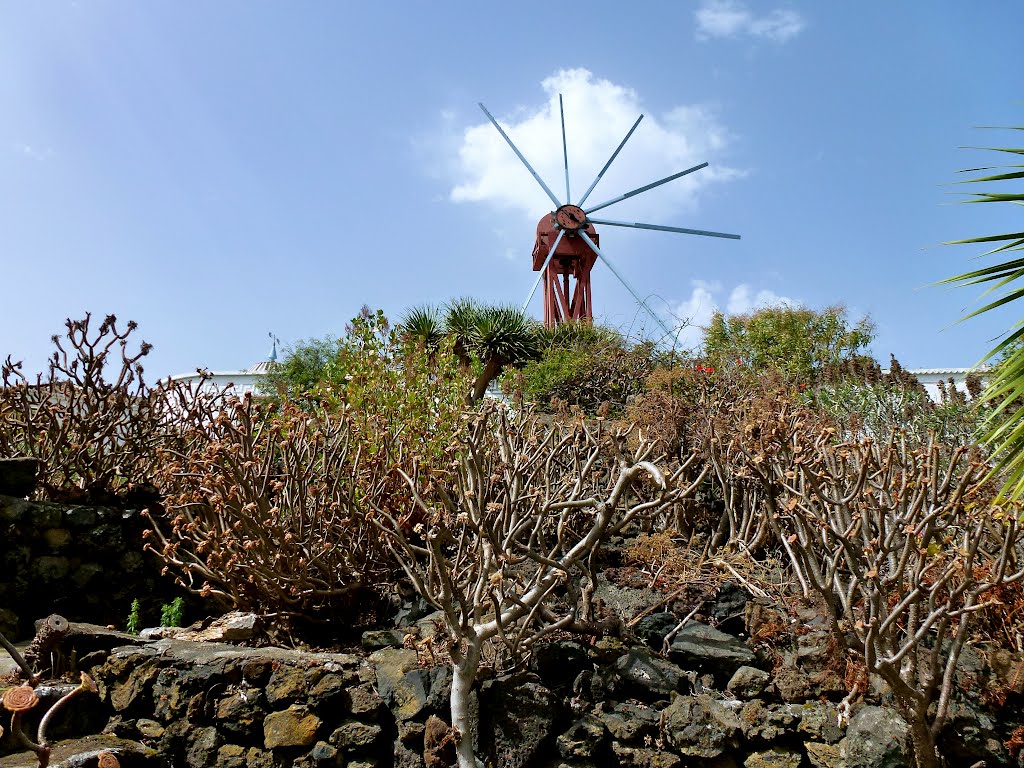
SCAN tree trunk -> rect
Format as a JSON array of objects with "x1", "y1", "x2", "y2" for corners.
[
  {"x1": 451, "y1": 639, "x2": 483, "y2": 768},
  {"x1": 909, "y1": 711, "x2": 941, "y2": 768},
  {"x1": 470, "y1": 357, "x2": 504, "y2": 404}
]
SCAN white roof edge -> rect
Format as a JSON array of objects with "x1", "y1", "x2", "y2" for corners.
[
  {"x1": 166, "y1": 370, "x2": 254, "y2": 382},
  {"x1": 902, "y1": 367, "x2": 987, "y2": 376}
]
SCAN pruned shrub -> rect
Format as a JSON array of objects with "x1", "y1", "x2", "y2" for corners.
[
  {"x1": 0, "y1": 313, "x2": 221, "y2": 504},
  {"x1": 147, "y1": 309, "x2": 467, "y2": 631},
  {"x1": 147, "y1": 395, "x2": 398, "y2": 627},
  {"x1": 368, "y1": 402, "x2": 700, "y2": 768},
  {"x1": 716, "y1": 387, "x2": 1024, "y2": 768}
]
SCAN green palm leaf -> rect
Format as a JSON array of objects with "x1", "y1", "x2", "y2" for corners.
[
  {"x1": 944, "y1": 123, "x2": 1024, "y2": 499},
  {"x1": 399, "y1": 304, "x2": 445, "y2": 349}
]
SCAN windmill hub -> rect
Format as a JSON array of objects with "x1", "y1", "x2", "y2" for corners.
[
  {"x1": 554, "y1": 204, "x2": 588, "y2": 232},
  {"x1": 478, "y1": 96, "x2": 740, "y2": 335}
]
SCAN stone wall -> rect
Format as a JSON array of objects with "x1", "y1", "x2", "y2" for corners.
[
  {"x1": 110, "y1": 633, "x2": 1024, "y2": 767},
  {"x1": 2, "y1": 611, "x2": 1020, "y2": 768},
  {"x1": 0, "y1": 494, "x2": 183, "y2": 640},
  {"x1": 2, "y1": 606, "x2": 1024, "y2": 768}
]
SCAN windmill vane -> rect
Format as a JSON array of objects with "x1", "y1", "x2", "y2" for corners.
[{"x1": 479, "y1": 95, "x2": 741, "y2": 337}]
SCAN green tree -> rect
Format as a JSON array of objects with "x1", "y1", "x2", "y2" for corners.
[
  {"x1": 257, "y1": 308, "x2": 468, "y2": 463},
  {"x1": 509, "y1": 322, "x2": 656, "y2": 414},
  {"x1": 258, "y1": 335, "x2": 344, "y2": 400},
  {"x1": 400, "y1": 299, "x2": 544, "y2": 404},
  {"x1": 941, "y1": 124, "x2": 1024, "y2": 498},
  {"x1": 703, "y1": 304, "x2": 875, "y2": 384}
]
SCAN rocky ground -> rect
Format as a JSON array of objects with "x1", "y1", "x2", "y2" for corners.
[{"x1": 4, "y1": 574, "x2": 1024, "y2": 768}]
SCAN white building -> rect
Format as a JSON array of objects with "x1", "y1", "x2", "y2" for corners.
[
  {"x1": 166, "y1": 338, "x2": 278, "y2": 398},
  {"x1": 896, "y1": 367, "x2": 986, "y2": 402}
]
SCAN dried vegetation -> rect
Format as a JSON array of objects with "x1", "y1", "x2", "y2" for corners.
[{"x1": 4, "y1": 313, "x2": 1024, "y2": 768}]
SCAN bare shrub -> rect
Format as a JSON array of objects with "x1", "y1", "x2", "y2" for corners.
[
  {"x1": 369, "y1": 404, "x2": 701, "y2": 768},
  {"x1": 146, "y1": 395, "x2": 400, "y2": 628},
  {"x1": 724, "y1": 390, "x2": 1024, "y2": 768},
  {"x1": 629, "y1": 366, "x2": 782, "y2": 552},
  {"x1": 145, "y1": 309, "x2": 467, "y2": 632},
  {"x1": 0, "y1": 313, "x2": 230, "y2": 505},
  {"x1": 0, "y1": 314, "x2": 165, "y2": 502}
]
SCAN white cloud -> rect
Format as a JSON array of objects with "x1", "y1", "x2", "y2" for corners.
[
  {"x1": 668, "y1": 280, "x2": 721, "y2": 350},
  {"x1": 695, "y1": 1, "x2": 805, "y2": 43},
  {"x1": 449, "y1": 68, "x2": 738, "y2": 225},
  {"x1": 665, "y1": 280, "x2": 798, "y2": 350},
  {"x1": 726, "y1": 284, "x2": 795, "y2": 314}
]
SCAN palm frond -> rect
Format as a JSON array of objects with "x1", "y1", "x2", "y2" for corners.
[
  {"x1": 467, "y1": 306, "x2": 543, "y2": 364},
  {"x1": 399, "y1": 304, "x2": 445, "y2": 349},
  {"x1": 945, "y1": 123, "x2": 1024, "y2": 499}
]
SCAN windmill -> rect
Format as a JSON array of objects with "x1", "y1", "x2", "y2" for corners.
[{"x1": 478, "y1": 96, "x2": 740, "y2": 336}]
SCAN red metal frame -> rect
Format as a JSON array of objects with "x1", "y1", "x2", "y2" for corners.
[{"x1": 532, "y1": 214, "x2": 599, "y2": 328}]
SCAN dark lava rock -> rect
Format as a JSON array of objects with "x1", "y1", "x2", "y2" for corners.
[
  {"x1": 667, "y1": 621, "x2": 757, "y2": 683},
  {"x1": 361, "y1": 628, "x2": 409, "y2": 650},
  {"x1": 609, "y1": 647, "x2": 686, "y2": 700},
  {"x1": 478, "y1": 675, "x2": 560, "y2": 768},
  {"x1": 660, "y1": 694, "x2": 742, "y2": 758},
  {"x1": 707, "y1": 581, "x2": 750, "y2": 635},
  {"x1": 738, "y1": 700, "x2": 800, "y2": 742},
  {"x1": 845, "y1": 705, "x2": 913, "y2": 768},
  {"x1": 633, "y1": 612, "x2": 679, "y2": 649},
  {"x1": 726, "y1": 665, "x2": 769, "y2": 699},
  {"x1": 596, "y1": 700, "x2": 660, "y2": 742},
  {"x1": 938, "y1": 698, "x2": 1008, "y2": 767},
  {"x1": 530, "y1": 639, "x2": 590, "y2": 689},
  {"x1": 556, "y1": 714, "x2": 609, "y2": 760}
]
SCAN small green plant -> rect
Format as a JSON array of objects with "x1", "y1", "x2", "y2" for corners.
[
  {"x1": 125, "y1": 598, "x2": 141, "y2": 635},
  {"x1": 160, "y1": 597, "x2": 185, "y2": 628}
]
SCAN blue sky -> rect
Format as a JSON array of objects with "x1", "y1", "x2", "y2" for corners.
[{"x1": 2, "y1": 2, "x2": 1022, "y2": 379}]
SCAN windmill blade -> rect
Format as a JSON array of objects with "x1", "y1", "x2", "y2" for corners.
[
  {"x1": 584, "y1": 163, "x2": 709, "y2": 215},
  {"x1": 559, "y1": 94, "x2": 571, "y2": 204},
  {"x1": 523, "y1": 229, "x2": 566, "y2": 310},
  {"x1": 478, "y1": 102, "x2": 562, "y2": 209},
  {"x1": 578, "y1": 230, "x2": 674, "y2": 338},
  {"x1": 577, "y1": 113, "x2": 644, "y2": 207},
  {"x1": 588, "y1": 217, "x2": 741, "y2": 240}
]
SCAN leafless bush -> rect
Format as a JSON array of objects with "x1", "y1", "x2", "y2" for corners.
[
  {"x1": 0, "y1": 313, "x2": 222, "y2": 504},
  {"x1": 630, "y1": 367, "x2": 779, "y2": 552},
  {"x1": 727, "y1": 390, "x2": 1024, "y2": 768},
  {"x1": 370, "y1": 404, "x2": 701, "y2": 768},
  {"x1": 146, "y1": 394, "x2": 403, "y2": 629}
]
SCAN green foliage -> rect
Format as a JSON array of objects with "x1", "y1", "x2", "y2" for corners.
[
  {"x1": 466, "y1": 305, "x2": 542, "y2": 366},
  {"x1": 126, "y1": 599, "x2": 141, "y2": 635},
  {"x1": 804, "y1": 379, "x2": 983, "y2": 447},
  {"x1": 258, "y1": 335, "x2": 343, "y2": 400},
  {"x1": 159, "y1": 597, "x2": 186, "y2": 628},
  {"x1": 941, "y1": 125, "x2": 1024, "y2": 499},
  {"x1": 703, "y1": 304, "x2": 875, "y2": 384},
  {"x1": 261, "y1": 307, "x2": 469, "y2": 434},
  {"x1": 400, "y1": 304, "x2": 444, "y2": 351},
  {"x1": 398, "y1": 298, "x2": 544, "y2": 403},
  {"x1": 509, "y1": 322, "x2": 655, "y2": 414}
]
